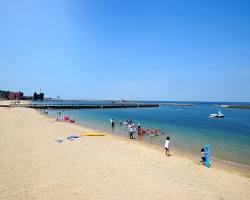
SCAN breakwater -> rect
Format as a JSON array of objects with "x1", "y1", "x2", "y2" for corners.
[
  {"x1": 161, "y1": 103, "x2": 193, "y2": 107},
  {"x1": 2, "y1": 102, "x2": 159, "y2": 109},
  {"x1": 218, "y1": 105, "x2": 250, "y2": 109}
]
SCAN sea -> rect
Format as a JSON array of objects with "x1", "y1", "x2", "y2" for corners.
[{"x1": 42, "y1": 100, "x2": 250, "y2": 168}]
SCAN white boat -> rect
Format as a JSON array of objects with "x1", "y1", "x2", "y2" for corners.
[{"x1": 209, "y1": 110, "x2": 224, "y2": 118}]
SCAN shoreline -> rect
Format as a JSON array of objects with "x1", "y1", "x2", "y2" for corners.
[
  {"x1": 43, "y1": 109, "x2": 250, "y2": 178},
  {"x1": 1, "y1": 98, "x2": 249, "y2": 175}
]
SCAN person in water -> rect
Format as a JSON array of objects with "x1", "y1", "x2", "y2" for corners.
[
  {"x1": 200, "y1": 148, "x2": 206, "y2": 165},
  {"x1": 164, "y1": 136, "x2": 170, "y2": 156},
  {"x1": 110, "y1": 119, "x2": 115, "y2": 127},
  {"x1": 137, "y1": 123, "x2": 141, "y2": 134}
]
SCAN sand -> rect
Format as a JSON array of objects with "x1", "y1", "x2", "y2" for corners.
[
  {"x1": 0, "y1": 100, "x2": 31, "y2": 107},
  {"x1": 0, "y1": 107, "x2": 250, "y2": 200}
]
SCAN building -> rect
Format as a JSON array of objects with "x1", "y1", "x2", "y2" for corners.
[
  {"x1": 0, "y1": 89, "x2": 45, "y2": 100},
  {"x1": 8, "y1": 91, "x2": 24, "y2": 100},
  {"x1": 33, "y1": 92, "x2": 44, "y2": 101}
]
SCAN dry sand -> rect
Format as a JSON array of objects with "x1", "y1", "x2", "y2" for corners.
[
  {"x1": 0, "y1": 100, "x2": 31, "y2": 107},
  {"x1": 0, "y1": 107, "x2": 250, "y2": 200}
]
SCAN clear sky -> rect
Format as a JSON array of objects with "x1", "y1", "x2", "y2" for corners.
[{"x1": 0, "y1": 0, "x2": 250, "y2": 101}]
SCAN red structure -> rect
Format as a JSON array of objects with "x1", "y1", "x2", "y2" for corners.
[{"x1": 8, "y1": 92, "x2": 23, "y2": 100}]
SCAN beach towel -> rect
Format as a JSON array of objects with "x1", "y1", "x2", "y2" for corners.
[{"x1": 55, "y1": 139, "x2": 63, "y2": 143}]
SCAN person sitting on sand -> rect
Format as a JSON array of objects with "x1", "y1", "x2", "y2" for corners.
[
  {"x1": 200, "y1": 148, "x2": 206, "y2": 165},
  {"x1": 164, "y1": 136, "x2": 170, "y2": 156}
]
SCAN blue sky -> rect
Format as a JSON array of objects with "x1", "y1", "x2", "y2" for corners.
[{"x1": 0, "y1": 0, "x2": 250, "y2": 101}]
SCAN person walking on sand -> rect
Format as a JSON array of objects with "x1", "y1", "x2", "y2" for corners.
[{"x1": 164, "y1": 136, "x2": 170, "y2": 156}]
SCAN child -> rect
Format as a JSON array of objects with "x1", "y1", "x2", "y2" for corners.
[
  {"x1": 201, "y1": 148, "x2": 206, "y2": 165},
  {"x1": 164, "y1": 136, "x2": 170, "y2": 156}
]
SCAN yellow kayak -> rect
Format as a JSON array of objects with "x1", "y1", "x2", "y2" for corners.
[{"x1": 80, "y1": 133, "x2": 106, "y2": 136}]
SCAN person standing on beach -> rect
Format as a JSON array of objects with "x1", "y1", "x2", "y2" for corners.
[
  {"x1": 200, "y1": 148, "x2": 206, "y2": 165},
  {"x1": 164, "y1": 136, "x2": 170, "y2": 156},
  {"x1": 129, "y1": 125, "x2": 136, "y2": 139}
]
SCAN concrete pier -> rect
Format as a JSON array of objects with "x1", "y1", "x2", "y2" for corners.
[{"x1": 3, "y1": 102, "x2": 160, "y2": 109}]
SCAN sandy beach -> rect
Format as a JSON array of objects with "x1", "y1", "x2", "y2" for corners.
[{"x1": 0, "y1": 107, "x2": 250, "y2": 200}]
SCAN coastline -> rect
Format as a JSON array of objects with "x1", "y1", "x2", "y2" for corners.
[
  {"x1": 1, "y1": 107, "x2": 250, "y2": 199},
  {"x1": 89, "y1": 130, "x2": 250, "y2": 178},
  {"x1": 1, "y1": 99, "x2": 250, "y2": 176},
  {"x1": 47, "y1": 111, "x2": 250, "y2": 178}
]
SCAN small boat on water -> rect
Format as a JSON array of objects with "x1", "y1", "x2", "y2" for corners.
[{"x1": 209, "y1": 110, "x2": 224, "y2": 118}]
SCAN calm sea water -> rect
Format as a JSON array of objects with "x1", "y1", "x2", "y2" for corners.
[{"x1": 44, "y1": 100, "x2": 250, "y2": 166}]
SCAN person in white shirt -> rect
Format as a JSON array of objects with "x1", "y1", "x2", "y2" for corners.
[
  {"x1": 128, "y1": 125, "x2": 136, "y2": 139},
  {"x1": 164, "y1": 136, "x2": 170, "y2": 156}
]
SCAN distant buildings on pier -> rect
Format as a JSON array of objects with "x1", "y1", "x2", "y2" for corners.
[
  {"x1": 33, "y1": 92, "x2": 44, "y2": 101},
  {"x1": 8, "y1": 91, "x2": 24, "y2": 100},
  {"x1": 0, "y1": 90, "x2": 44, "y2": 101}
]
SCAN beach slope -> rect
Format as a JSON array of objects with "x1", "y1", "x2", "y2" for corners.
[{"x1": 0, "y1": 108, "x2": 250, "y2": 200}]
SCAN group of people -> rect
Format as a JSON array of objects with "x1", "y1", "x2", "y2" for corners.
[
  {"x1": 110, "y1": 119, "x2": 171, "y2": 155},
  {"x1": 109, "y1": 118, "x2": 209, "y2": 166},
  {"x1": 138, "y1": 128, "x2": 159, "y2": 136},
  {"x1": 57, "y1": 112, "x2": 75, "y2": 123}
]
